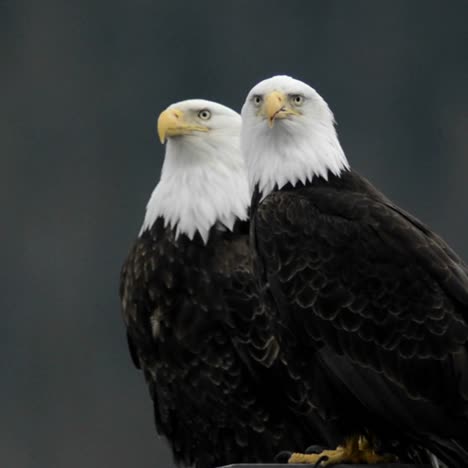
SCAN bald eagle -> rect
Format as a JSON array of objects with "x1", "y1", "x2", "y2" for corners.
[
  {"x1": 119, "y1": 99, "x2": 325, "y2": 468},
  {"x1": 241, "y1": 75, "x2": 468, "y2": 467}
]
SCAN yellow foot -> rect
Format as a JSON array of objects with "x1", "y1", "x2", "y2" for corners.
[{"x1": 288, "y1": 436, "x2": 397, "y2": 465}]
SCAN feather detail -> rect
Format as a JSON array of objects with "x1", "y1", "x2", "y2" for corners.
[
  {"x1": 141, "y1": 101, "x2": 249, "y2": 243},
  {"x1": 241, "y1": 75, "x2": 349, "y2": 198}
]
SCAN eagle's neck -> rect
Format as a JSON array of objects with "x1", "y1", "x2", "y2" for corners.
[
  {"x1": 243, "y1": 118, "x2": 349, "y2": 199},
  {"x1": 140, "y1": 136, "x2": 249, "y2": 244}
]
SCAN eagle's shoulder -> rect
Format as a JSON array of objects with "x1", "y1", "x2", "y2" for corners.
[
  {"x1": 257, "y1": 170, "x2": 384, "y2": 219},
  {"x1": 258, "y1": 170, "x2": 468, "y2": 308}
]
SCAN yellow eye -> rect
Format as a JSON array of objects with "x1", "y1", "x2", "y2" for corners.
[
  {"x1": 198, "y1": 109, "x2": 211, "y2": 120},
  {"x1": 253, "y1": 95, "x2": 263, "y2": 106},
  {"x1": 291, "y1": 95, "x2": 304, "y2": 106}
]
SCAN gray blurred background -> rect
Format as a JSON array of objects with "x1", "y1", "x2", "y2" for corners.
[{"x1": 2, "y1": 1, "x2": 467, "y2": 467}]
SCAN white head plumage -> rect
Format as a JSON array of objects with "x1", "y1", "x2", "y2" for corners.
[
  {"x1": 241, "y1": 75, "x2": 349, "y2": 197},
  {"x1": 141, "y1": 99, "x2": 249, "y2": 243}
]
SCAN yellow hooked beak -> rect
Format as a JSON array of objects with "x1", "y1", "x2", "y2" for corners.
[
  {"x1": 157, "y1": 108, "x2": 209, "y2": 144},
  {"x1": 263, "y1": 91, "x2": 299, "y2": 128}
]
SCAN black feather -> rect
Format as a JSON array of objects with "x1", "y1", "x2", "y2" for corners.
[
  {"x1": 120, "y1": 217, "x2": 331, "y2": 467},
  {"x1": 251, "y1": 169, "x2": 468, "y2": 467}
]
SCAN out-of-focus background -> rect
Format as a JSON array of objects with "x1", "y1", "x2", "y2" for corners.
[{"x1": 2, "y1": 1, "x2": 468, "y2": 467}]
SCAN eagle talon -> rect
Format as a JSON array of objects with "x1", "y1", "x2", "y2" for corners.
[
  {"x1": 313, "y1": 455, "x2": 329, "y2": 467},
  {"x1": 275, "y1": 450, "x2": 293, "y2": 463},
  {"x1": 305, "y1": 444, "x2": 328, "y2": 454}
]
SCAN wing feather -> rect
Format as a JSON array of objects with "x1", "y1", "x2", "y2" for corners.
[
  {"x1": 119, "y1": 219, "x2": 316, "y2": 466},
  {"x1": 254, "y1": 181, "x2": 468, "y2": 404}
]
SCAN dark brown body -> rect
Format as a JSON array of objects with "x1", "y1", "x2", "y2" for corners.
[
  {"x1": 120, "y1": 218, "x2": 327, "y2": 467},
  {"x1": 250, "y1": 169, "x2": 468, "y2": 467}
]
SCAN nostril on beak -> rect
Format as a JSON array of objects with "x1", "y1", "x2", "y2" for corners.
[{"x1": 172, "y1": 110, "x2": 181, "y2": 119}]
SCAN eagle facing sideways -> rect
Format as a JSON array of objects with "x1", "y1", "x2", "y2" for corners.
[
  {"x1": 241, "y1": 75, "x2": 468, "y2": 467},
  {"x1": 119, "y1": 99, "x2": 327, "y2": 468}
]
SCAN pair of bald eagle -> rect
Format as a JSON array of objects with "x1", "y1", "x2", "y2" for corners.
[{"x1": 120, "y1": 76, "x2": 468, "y2": 468}]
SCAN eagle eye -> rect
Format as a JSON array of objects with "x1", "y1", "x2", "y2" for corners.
[
  {"x1": 290, "y1": 94, "x2": 304, "y2": 106},
  {"x1": 198, "y1": 109, "x2": 211, "y2": 120},
  {"x1": 253, "y1": 95, "x2": 263, "y2": 106}
]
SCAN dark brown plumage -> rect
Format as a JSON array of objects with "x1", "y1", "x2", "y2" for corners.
[
  {"x1": 120, "y1": 217, "x2": 328, "y2": 468},
  {"x1": 250, "y1": 169, "x2": 468, "y2": 467}
]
